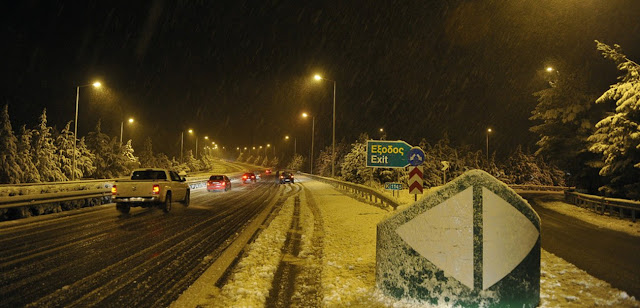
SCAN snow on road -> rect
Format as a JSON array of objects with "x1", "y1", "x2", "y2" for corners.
[{"x1": 176, "y1": 178, "x2": 639, "y2": 307}]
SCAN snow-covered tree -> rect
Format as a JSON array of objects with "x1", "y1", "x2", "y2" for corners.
[
  {"x1": 76, "y1": 137, "x2": 96, "y2": 178},
  {"x1": 314, "y1": 146, "x2": 333, "y2": 177},
  {"x1": 286, "y1": 154, "x2": 305, "y2": 172},
  {"x1": 185, "y1": 150, "x2": 201, "y2": 172},
  {"x1": 588, "y1": 41, "x2": 640, "y2": 198},
  {"x1": 33, "y1": 109, "x2": 66, "y2": 182},
  {"x1": 138, "y1": 137, "x2": 156, "y2": 168},
  {"x1": 261, "y1": 155, "x2": 269, "y2": 166},
  {"x1": 86, "y1": 120, "x2": 128, "y2": 178},
  {"x1": 530, "y1": 63, "x2": 600, "y2": 188},
  {"x1": 269, "y1": 156, "x2": 279, "y2": 168},
  {"x1": 236, "y1": 152, "x2": 244, "y2": 162},
  {"x1": 155, "y1": 153, "x2": 172, "y2": 169},
  {"x1": 253, "y1": 155, "x2": 262, "y2": 166},
  {"x1": 122, "y1": 139, "x2": 140, "y2": 171},
  {"x1": 16, "y1": 125, "x2": 40, "y2": 183},
  {"x1": 340, "y1": 133, "x2": 369, "y2": 184},
  {"x1": 54, "y1": 121, "x2": 79, "y2": 180},
  {"x1": 0, "y1": 105, "x2": 23, "y2": 183}
]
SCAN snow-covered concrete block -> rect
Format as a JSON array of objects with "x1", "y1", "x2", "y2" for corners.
[{"x1": 376, "y1": 169, "x2": 540, "y2": 307}]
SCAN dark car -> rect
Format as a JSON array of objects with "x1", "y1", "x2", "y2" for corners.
[
  {"x1": 207, "y1": 175, "x2": 231, "y2": 192},
  {"x1": 279, "y1": 171, "x2": 294, "y2": 184},
  {"x1": 242, "y1": 172, "x2": 257, "y2": 183}
]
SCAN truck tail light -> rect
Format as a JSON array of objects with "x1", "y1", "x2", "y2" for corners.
[
  {"x1": 152, "y1": 184, "x2": 160, "y2": 195},
  {"x1": 111, "y1": 185, "x2": 117, "y2": 195}
]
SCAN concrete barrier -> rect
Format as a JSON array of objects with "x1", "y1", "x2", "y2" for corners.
[{"x1": 376, "y1": 169, "x2": 540, "y2": 307}]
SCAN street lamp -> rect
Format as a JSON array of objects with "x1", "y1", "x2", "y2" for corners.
[
  {"x1": 486, "y1": 128, "x2": 493, "y2": 161},
  {"x1": 285, "y1": 135, "x2": 296, "y2": 155},
  {"x1": 313, "y1": 74, "x2": 337, "y2": 177},
  {"x1": 72, "y1": 81, "x2": 101, "y2": 180},
  {"x1": 302, "y1": 112, "x2": 315, "y2": 174},
  {"x1": 120, "y1": 117, "x2": 134, "y2": 145}
]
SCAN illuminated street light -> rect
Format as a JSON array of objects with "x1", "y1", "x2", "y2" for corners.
[
  {"x1": 301, "y1": 112, "x2": 315, "y2": 174},
  {"x1": 285, "y1": 135, "x2": 296, "y2": 155},
  {"x1": 120, "y1": 117, "x2": 134, "y2": 145},
  {"x1": 486, "y1": 128, "x2": 493, "y2": 161},
  {"x1": 313, "y1": 74, "x2": 337, "y2": 177},
  {"x1": 72, "y1": 80, "x2": 102, "y2": 180}
]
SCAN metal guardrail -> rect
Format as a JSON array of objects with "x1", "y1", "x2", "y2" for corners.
[
  {"x1": 565, "y1": 191, "x2": 639, "y2": 222},
  {"x1": 302, "y1": 173, "x2": 399, "y2": 209},
  {"x1": 0, "y1": 163, "x2": 246, "y2": 219}
]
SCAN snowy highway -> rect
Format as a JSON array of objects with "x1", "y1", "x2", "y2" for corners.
[
  {"x1": 0, "y1": 174, "x2": 289, "y2": 307},
  {"x1": 526, "y1": 195, "x2": 640, "y2": 299}
]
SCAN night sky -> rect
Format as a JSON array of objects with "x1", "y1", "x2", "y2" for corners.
[{"x1": 2, "y1": 1, "x2": 640, "y2": 159}]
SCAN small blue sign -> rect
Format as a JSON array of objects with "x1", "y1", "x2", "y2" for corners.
[
  {"x1": 385, "y1": 182, "x2": 403, "y2": 190},
  {"x1": 408, "y1": 147, "x2": 425, "y2": 166}
]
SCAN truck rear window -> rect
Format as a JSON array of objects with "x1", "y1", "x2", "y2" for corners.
[{"x1": 131, "y1": 171, "x2": 167, "y2": 180}]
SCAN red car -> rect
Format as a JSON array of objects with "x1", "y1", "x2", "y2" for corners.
[
  {"x1": 242, "y1": 172, "x2": 257, "y2": 183},
  {"x1": 265, "y1": 169, "x2": 272, "y2": 175},
  {"x1": 207, "y1": 175, "x2": 231, "y2": 192}
]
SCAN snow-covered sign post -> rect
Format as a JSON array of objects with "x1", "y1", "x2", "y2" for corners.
[{"x1": 376, "y1": 169, "x2": 540, "y2": 307}]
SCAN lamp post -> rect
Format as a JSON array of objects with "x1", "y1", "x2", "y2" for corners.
[
  {"x1": 285, "y1": 135, "x2": 296, "y2": 156},
  {"x1": 72, "y1": 81, "x2": 101, "y2": 180},
  {"x1": 120, "y1": 117, "x2": 134, "y2": 145},
  {"x1": 302, "y1": 112, "x2": 315, "y2": 174},
  {"x1": 314, "y1": 74, "x2": 336, "y2": 177},
  {"x1": 486, "y1": 128, "x2": 492, "y2": 161}
]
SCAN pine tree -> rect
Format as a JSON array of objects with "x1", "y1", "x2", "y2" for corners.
[
  {"x1": 236, "y1": 152, "x2": 244, "y2": 162},
  {"x1": 185, "y1": 150, "x2": 201, "y2": 172},
  {"x1": 76, "y1": 137, "x2": 96, "y2": 178},
  {"x1": 122, "y1": 139, "x2": 140, "y2": 171},
  {"x1": 33, "y1": 109, "x2": 66, "y2": 182},
  {"x1": 340, "y1": 133, "x2": 369, "y2": 184},
  {"x1": 138, "y1": 137, "x2": 156, "y2": 167},
  {"x1": 54, "y1": 121, "x2": 78, "y2": 180},
  {"x1": 314, "y1": 146, "x2": 333, "y2": 177},
  {"x1": 530, "y1": 63, "x2": 600, "y2": 188},
  {"x1": 16, "y1": 125, "x2": 40, "y2": 183},
  {"x1": 86, "y1": 120, "x2": 127, "y2": 178},
  {"x1": 269, "y1": 156, "x2": 279, "y2": 168},
  {"x1": 0, "y1": 105, "x2": 23, "y2": 183},
  {"x1": 588, "y1": 41, "x2": 640, "y2": 198},
  {"x1": 155, "y1": 153, "x2": 172, "y2": 169},
  {"x1": 253, "y1": 155, "x2": 262, "y2": 166},
  {"x1": 261, "y1": 155, "x2": 269, "y2": 166},
  {"x1": 286, "y1": 154, "x2": 305, "y2": 172}
]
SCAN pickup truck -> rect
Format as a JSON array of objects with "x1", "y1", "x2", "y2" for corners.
[{"x1": 111, "y1": 168, "x2": 190, "y2": 214}]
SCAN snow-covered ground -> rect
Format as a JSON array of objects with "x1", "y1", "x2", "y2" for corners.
[{"x1": 176, "y1": 177, "x2": 639, "y2": 307}]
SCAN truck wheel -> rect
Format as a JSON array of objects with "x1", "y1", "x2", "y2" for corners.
[
  {"x1": 163, "y1": 193, "x2": 172, "y2": 213},
  {"x1": 116, "y1": 203, "x2": 130, "y2": 214},
  {"x1": 182, "y1": 190, "x2": 190, "y2": 207}
]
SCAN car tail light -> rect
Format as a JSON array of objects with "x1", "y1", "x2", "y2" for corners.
[
  {"x1": 280, "y1": 175, "x2": 284, "y2": 179},
  {"x1": 111, "y1": 185, "x2": 117, "y2": 195},
  {"x1": 207, "y1": 181, "x2": 213, "y2": 185},
  {"x1": 242, "y1": 175, "x2": 247, "y2": 179},
  {"x1": 291, "y1": 175, "x2": 294, "y2": 178},
  {"x1": 152, "y1": 184, "x2": 160, "y2": 194},
  {"x1": 221, "y1": 182, "x2": 226, "y2": 186}
]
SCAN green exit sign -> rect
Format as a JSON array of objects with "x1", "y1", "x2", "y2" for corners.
[{"x1": 366, "y1": 140, "x2": 412, "y2": 168}]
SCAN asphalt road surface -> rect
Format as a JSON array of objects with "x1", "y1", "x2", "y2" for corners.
[
  {"x1": 526, "y1": 195, "x2": 640, "y2": 299},
  {"x1": 0, "y1": 175, "x2": 283, "y2": 307}
]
